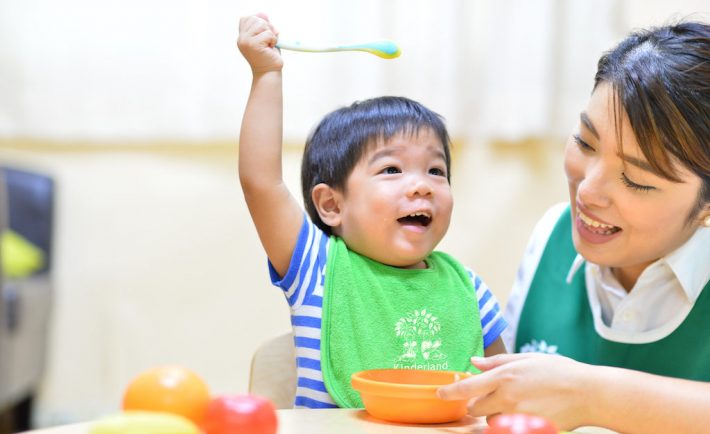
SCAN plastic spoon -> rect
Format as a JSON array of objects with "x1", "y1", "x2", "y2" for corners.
[{"x1": 276, "y1": 39, "x2": 401, "y2": 59}]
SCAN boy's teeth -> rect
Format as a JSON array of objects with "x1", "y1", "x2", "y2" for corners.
[
  {"x1": 409, "y1": 212, "x2": 430, "y2": 218},
  {"x1": 578, "y1": 211, "x2": 615, "y2": 229}
]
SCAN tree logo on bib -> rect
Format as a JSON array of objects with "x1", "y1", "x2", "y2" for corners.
[{"x1": 393, "y1": 308, "x2": 448, "y2": 369}]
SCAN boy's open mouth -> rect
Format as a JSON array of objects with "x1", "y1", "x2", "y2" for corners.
[{"x1": 398, "y1": 212, "x2": 432, "y2": 227}]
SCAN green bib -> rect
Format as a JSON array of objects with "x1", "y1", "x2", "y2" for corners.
[
  {"x1": 321, "y1": 236, "x2": 484, "y2": 408},
  {"x1": 516, "y1": 206, "x2": 710, "y2": 380}
]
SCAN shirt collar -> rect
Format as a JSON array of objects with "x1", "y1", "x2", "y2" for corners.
[
  {"x1": 565, "y1": 226, "x2": 710, "y2": 301},
  {"x1": 566, "y1": 254, "x2": 585, "y2": 284},
  {"x1": 662, "y1": 226, "x2": 710, "y2": 302}
]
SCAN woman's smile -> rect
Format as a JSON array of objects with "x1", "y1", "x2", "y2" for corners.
[{"x1": 575, "y1": 208, "x2": 623, "y2": 244}]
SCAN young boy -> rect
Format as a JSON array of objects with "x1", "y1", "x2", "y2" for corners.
[{"x1": 237, "y1": 14, "x2": 507, "y2": 409}]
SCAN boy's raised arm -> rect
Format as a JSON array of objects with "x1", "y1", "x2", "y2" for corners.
[{"x1": 237, "y1": 15, "x2": 304, "y2": 277}]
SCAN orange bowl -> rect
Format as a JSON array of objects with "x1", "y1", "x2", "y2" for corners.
[{"x1": 351, "y1": 369, "x2": 472, "y2": 424}]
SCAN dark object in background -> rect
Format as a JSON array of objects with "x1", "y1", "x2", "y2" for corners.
[
  {"x1": 0, "y1": 167, "x2": 54, "y2": 434},
  {"x1": 4, "y1": 168, "x2": 53, "y2": 272}
]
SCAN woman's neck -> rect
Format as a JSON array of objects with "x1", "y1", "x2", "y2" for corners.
[{"x1": 612, "y1": 261, "x2": 654, "y2": 292}]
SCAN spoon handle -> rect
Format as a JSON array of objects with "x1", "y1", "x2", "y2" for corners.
[{"x1": 276, "y1": 39, "x2": 401, "y2": 59}]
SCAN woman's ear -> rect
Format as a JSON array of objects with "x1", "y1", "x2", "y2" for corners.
[
  {"x1": 312, "y1": 183, "x2": 343, "y2": 228},
  {"x1": 700, "y1": 202, "x2": 710, "y2": 228}
]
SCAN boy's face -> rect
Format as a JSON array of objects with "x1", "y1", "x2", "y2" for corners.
[{"x1": 334, "y1": 128, "x2": 453, "y2": 269}]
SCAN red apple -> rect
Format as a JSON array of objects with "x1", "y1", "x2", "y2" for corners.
[
  {"x1": 486, "y1": 413, "x2": 558, "y2": 434},
  {"x1": 202, "y1": 394, "x2": 278, "y2": 434}
]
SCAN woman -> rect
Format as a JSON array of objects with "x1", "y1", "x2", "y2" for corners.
[{"x1": 439, "y1": 21, "x2": 710, "y2": 433}]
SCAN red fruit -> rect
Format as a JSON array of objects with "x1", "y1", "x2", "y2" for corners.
[{"x1": 202, "y1": 394, "x2": 278, "y2": 434}]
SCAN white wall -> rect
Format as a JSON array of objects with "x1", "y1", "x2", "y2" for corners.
[
  {"x1": 1, "y1": 146, "x2": 293, "y2": 424},
  {"x1": 0, "y1": 140, "x2": 569, "y2": 426}
]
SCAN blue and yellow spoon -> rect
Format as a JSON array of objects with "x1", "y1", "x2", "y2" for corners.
[{"x1": 276, "y1": 39, "x2": 401, "y2": 59}]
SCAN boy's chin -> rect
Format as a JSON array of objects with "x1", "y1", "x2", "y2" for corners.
[
  {"x1": 346, "y1": 238, "x2": 434, "y2": 268},
  {"x1": 377, "y1": 253, "x2": 430, "y2": 269}
]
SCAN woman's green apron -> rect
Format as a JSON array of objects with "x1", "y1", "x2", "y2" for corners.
[{"x1": 516, "y1": 206, "x2": 710, "y2": 380}]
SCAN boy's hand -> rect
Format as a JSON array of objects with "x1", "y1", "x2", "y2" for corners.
[{"x1": 237, "y1": 14, "x2": 283, "y2": 74}]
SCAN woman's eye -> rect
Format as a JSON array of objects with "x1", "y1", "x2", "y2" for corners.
[
  {"x1": 573, "y1": 134, "x2": 594, "y2": 152},
  {"x1": 382, "y1": 166, "x2": 401, "y2": 174},
  {"x1": 620, "y1": 173, "x2": 656, "y2": 192},
  {"x1": 429, "y1": 167, "x2": 446, "y2": 177}
]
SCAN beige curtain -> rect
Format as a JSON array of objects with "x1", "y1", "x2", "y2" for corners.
[{"x1": 0, "y1": 0, "x2": 627, "y2": 144}]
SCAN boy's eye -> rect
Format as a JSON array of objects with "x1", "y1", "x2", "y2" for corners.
[
  {"x1": 429, "y1": 167, "x2": 446, "y2": 177},
  {"x1": 382, "y1": 166, "x2": 401, "y2": 174},
  {"x1": 573, "y1": 134, "x2": 594, "y2": 152}
]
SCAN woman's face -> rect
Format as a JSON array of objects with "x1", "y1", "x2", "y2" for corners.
[{"x1": 564, "y1": 83, "x2": 706, "y2": 284}]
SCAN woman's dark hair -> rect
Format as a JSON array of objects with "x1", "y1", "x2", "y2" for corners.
[
  {"x1": 594, "y1": 21, "x2": 710, "y2": 222},
  {"x1": 301, "y1": 96, "x2": 451, "y2": 235}
]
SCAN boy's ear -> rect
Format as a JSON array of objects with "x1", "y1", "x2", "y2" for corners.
[{"x1": 312, "y1": 183, "x2": 342, "y2": 228}]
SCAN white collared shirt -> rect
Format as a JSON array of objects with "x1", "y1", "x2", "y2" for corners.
[{"x1": 503, "y1": 203, "x2": 710, "y2": 351}]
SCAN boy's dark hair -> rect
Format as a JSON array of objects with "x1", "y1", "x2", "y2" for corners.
[
  {"x1": 301, "y1": 96, "x2": 452, "y2": 235},
  {"x1": 594, "y1": 21, "x2": 710, "y2": 223}
]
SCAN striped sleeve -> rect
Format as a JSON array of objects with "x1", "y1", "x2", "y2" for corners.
[
  {"x1": 268, "y1": 214, "x2": 329, "y2": 310},
  {"x1": 267, "y1": 215, "x2": 337, "y2": 408},
  {"x1": 467, "y1": 268, "x2": 507, "y2": 348}
]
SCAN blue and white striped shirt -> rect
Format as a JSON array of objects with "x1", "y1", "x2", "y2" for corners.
[{"x1": 269, "y1": 216, "x2": 507, "y2": 408}]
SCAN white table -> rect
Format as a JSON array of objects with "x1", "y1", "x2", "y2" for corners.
[{"x1": 21, "y1": 408, "x2": 616, "y2": 434}]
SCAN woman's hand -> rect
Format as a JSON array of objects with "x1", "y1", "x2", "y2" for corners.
[
  {"x1": 237, "y1": 14, "x2": 283, "y2": 74},
  {"x1": 438, "y1": 353, "x2": 593, "y2": 430}
]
